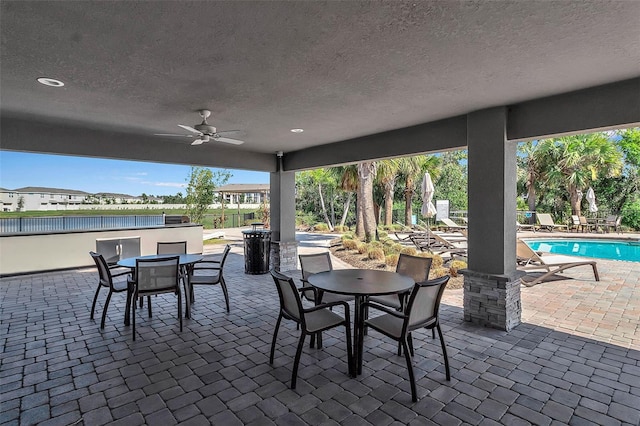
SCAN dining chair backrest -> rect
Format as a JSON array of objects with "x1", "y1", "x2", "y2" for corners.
[
  {"x1": 90, "y1": 251, "x2": 113, "y2": 289},
  {"x1": 571, "y1": 215, "x2": 580, "y2": 226},
  {"x1": 396, "y1": 253, "x2": 432, "y2": 283},
  {"x1": 298, "y1": 252, "x2": 332, "y2": 301},
  {"x1": 405, "y1": 275, "x2": 450, "y2": 330},
  {"x1": 157, "y1": 241, "x2": 187, "y2": 255},
  {"x1": 219, "y1": 244, "x2": 231, "y2": 268},
  {"x1": 299, "y1": 252, "x2": 333, "y2": 280},
  {"x1": 135, "y1": 256, "x2": 180, "y2": 294},
  {"x1": 271, "y1": 269, "x2": 303, "y2": 322}
]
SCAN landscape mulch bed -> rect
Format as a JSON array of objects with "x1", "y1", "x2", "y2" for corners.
[{"x1": 329, "y1": 243, "x2": 464, "y2": 290}]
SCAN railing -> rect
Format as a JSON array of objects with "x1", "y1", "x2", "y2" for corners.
[{"x1": 0, "y1": 215, "x2": 164, "y2": 234}]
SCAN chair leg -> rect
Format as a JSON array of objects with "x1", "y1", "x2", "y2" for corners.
[
  {"x1": 132, "y1": 293, "x2": 137, "y2": 341},
  {"x1": 147, "y1": 296, "x2": 152, "y2": 317},
  {"x1": 183, "y1": 279, "x2": 190, "y2": 319},
  {"x1": 402, "y1": 339, "x2": 417, "y2": 402},
  {"x1": 291, "y1": 332, "x2": 306, "y2": 389},
  {"x1": 345, "y1": 321, "x2": 354, "y2": 377},
  {"x1": 124, "y1": 288, "x2": 132, "y2": 326},
  {"x1": 436, "y1": 324, "x2": 451, "y2": 381},
  {"x1": 269, "y1": 314, "x2": 283, "y2": 364},
  {"x1": 100, "y1": 290, "x2": 113, "y2": 329},
  {"x1": 432, "y1": 328, "x2": 435, "y2": 339},
  {"x1": 220, "y1": 277, "x2": 230, "y2": 313},
  {"x1": 90, "y1": 285, "x2": 102, "y2": 320},
  {"x1": 408, "y1": 333, "x2": 415, "y2": 357},
  {"x1": 177, "y1": 289, "x2": 183, "y2": 332}
]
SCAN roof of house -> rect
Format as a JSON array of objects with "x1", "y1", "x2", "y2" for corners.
[
  {"x1": 216, "y1": 184, "x2": 270, "y2": 193},
  {"x1": 13, "y1": 187, "x2": 91, "y2": 195}
]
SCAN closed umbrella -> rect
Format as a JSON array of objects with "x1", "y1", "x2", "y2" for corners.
[
  {"x1": 421, "y1": 172, "x2": 437, "y2": 219},
  {"x1": 586, "y1": 187, "x2": 598, "y2": 213}
]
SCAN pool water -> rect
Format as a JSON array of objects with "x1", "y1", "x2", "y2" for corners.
[{"x1": 526, "y1": 239, "x2": 640, "y2": 262}]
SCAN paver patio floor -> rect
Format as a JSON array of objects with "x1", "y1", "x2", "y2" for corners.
[{"x1": 1, "y1": 242, "x2": 639, "y2": 425}]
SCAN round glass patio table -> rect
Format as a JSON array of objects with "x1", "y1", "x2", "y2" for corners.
[
  {"x1": 307, "y1": 269, "x2": 414, "y2": 375},
  {"x1": 118, "y1": 254, "x2": 203, "y2": 321}
]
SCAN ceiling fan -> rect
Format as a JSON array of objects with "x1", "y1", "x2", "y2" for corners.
[{"x1": 155, "y1": 109, "x2": 244, "y2": 145}]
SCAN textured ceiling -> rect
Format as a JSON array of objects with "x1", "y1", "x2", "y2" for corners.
[{"x1": 1, "y1": 1, "x2": 639, "y2": 156}]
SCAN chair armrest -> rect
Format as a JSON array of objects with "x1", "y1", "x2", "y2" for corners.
[
  {"x1": 111, "y1": 269, "x2": 132, "y2": 278},
  {"x1": 191, "y1": 264, "x2": 222, "y2": 272},
  {"x1": 304, "y1": 300, "x2": 351, "y2": 321},
  {"x1": 362, "y1": 301, "x2": 407, "y2": 319},
  {"x1": 298, "y1": 286, "x2": 318, "y2": 299}
]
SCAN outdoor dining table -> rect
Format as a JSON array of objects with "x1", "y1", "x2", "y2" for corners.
[
  {"x1": 117, "y1": 253, "x2": 203, "y2": 321},
  {"x1": 307, "y1": 269, "x2": 414, "y2": 375}
]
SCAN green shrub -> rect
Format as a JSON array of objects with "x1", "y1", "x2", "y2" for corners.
[
  {"x1": 334, "y1": 225, "x2": 349, "y2": 233},
  {"x1": 357, "y1": 243, "x2": 368, "y2": 254},
  {"x1": 382, "y1": 238, "x2": 395, "y2": 246},
  {"x1": 621, "y1": 199, "x2": 640, "y2": 231},
  {"x1": 343, "y1": 239, "x2": 359, "y2": 250},
  {"x1": 449, "y1": 260, "x2": 468, "y2": 277},
  {"x1": 368, "y1": 247, "x2": 385, "y2": 261},
  {"x1": 370, "y1": 241, "x2": 383, "y2": 249},
  {"x1": 400, "y1": 247, "x2": 417, "y2": 256},
  {"x1": 385, "y1": 253, "x2": 400, "y2": 267},
  {"x1": 392, "y1": 243, "x2": 404, "y2": 253},
  {"x1": 341, "y1": 233, "x2": 354, "y2": 241},
  {"x1": 430, "y1": 267, "x2": 450, "y2": 279},
  {"x1": 378, "y1": 231, "x2": 388, "y2": 239},
  {"x1": 314, "y1": 223, "x2": 329, "y2": 232}
]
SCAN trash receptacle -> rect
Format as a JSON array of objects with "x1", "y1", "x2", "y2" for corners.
[{"x1": 243, "y1": 229, "x2": 271, "y2": 274}]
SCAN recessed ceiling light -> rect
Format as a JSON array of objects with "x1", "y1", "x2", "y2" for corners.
[
  {"x1": 290, "y1": 128, "x2": 304, "y2": 133},
  {"x1": 37, "y1": 77, "x2": 64, "y2": 87}
]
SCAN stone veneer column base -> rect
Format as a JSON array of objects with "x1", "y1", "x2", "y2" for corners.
[
  {"x1": 270, "y1": 240, "x2": 298, "y2": 272},
  {"x1": 461, "y1": 269, "x2": 524, "y2": 331}
]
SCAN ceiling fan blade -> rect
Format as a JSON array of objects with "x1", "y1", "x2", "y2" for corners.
[
  {"x1": 178, "y1": 124, "x2": 202, "y2": 134},
  {"x1": 215, "y1": 129, "x2": 242, "y2": 135},
  {"x1": 214, "y1": 136, "x2": 245, "y2": 145},
  {"x1": 191, "y1": 139, "x2": 205, "y2": 146},
  {"x1": 154, "y1": 133, "x2": 193, "y2": 138}
]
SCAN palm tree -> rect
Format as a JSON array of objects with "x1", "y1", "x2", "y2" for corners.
[
  {"x1": 397, "y1": 156, "x2": 423, "y2": 226},
  {"x1": 331, "y1": 165, "x2": 358, "y2": 228},
  {"x1": 536, "y1": 133, "x2": 623, "y2": 216},
  {"x1": 376, "y1": 158, "x2": 400, "y2": 226},
  {"x1": 358, "y1": 161, "x2": 378, "y2": 241}
]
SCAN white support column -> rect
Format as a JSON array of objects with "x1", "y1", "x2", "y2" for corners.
[
  {"x1": 269, "y1": 154, "x2": 297, "y2": 272},
  {"x1": 463, "y1": 107, "x2": 522, "y2": 331}
]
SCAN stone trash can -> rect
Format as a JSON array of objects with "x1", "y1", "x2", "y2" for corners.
[{"x1": 242, "y1": 227, "x2": 271, "y2": 274}]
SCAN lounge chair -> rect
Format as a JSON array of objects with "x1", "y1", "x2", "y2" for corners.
[
  {"x1": 517, "y1": 221, "x2": 536, "y2": 232},
  {"x1": 602, "y1": 215, "x2": 622, "y2": 233},
  {"x1": 411, "y1": 231, "x2": 467, "y2": 260},
  {"x1": 439, "y1": 217, "x2": 467, "y2": 231},
  {"x1": 536, "y1": 213, "x2": 569, "y2": 232},
  {"x1": 393, "y1": 222, "x2": 417, "y2": 243},
  {"x1": 516, "y1": 239, "x2": 599, "y2": 287}
]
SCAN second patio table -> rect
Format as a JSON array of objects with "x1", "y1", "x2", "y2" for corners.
[
  {"x1": 118, "y1": 253, "x2": 203, "y2": 320},
  {"x1": 307, "y1": 269, "x2": 414, "y2": 375}
]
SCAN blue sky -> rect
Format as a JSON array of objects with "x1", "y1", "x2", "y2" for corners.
[{"x1": 0, "y1": 151, "x2": 269, "y2": 196}]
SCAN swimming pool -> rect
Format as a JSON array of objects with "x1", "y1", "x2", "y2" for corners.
[{"x1": 526, "y1": 239, "x2": 640, "y2": 262}]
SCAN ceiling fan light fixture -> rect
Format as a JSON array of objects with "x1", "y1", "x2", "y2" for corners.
[
  {"x1": 37, "y1": 77, "x2": 64, "y2": 87},
  {"x1": 290, "y1": 128, "x2": 304, "y2": 133}
]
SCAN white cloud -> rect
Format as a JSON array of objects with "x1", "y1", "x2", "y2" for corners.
[{"x1": 146, "y1": 181, "x2": 186, "y2": 189}]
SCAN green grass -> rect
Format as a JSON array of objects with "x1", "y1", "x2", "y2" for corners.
[{"x1": 203, "y1": 238, "x2": 232, "y2": 245}]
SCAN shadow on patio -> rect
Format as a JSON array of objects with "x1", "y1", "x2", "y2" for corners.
[{"x1": 1, "y1": 246, "x2": 639, "y2": 425}]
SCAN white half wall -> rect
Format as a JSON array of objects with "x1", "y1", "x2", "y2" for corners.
[{"x1": 0, "y1": 224, "x2": 203, "y2": 275}]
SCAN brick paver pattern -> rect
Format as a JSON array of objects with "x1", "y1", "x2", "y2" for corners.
[{"x1": 1, "y1": 243, "x2": 639, "y2": 425}]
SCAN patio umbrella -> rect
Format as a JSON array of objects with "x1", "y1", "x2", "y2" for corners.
[
  {"x1": 420, "y1": 172, "x2": 437, "y2": 219},
  {"x1": 586, "y1": 187, "x2": 598, "y2": 213}
]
